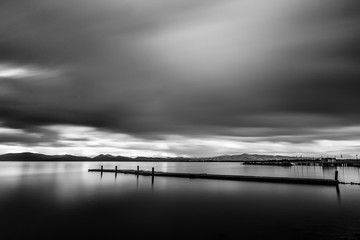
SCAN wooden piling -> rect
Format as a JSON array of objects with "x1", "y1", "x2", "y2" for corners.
[
  {"x1": 151, "y1": 167, "x2": 155, "y2": 187},
  {"x1": 137, "y1": 165, "x2": 139, "y2": 175},
  {"x1": 101, "y1": 165, "x2": 103, "y2": 172},
  {"x1": 115, "y1": 166, "x2": 117, "y2": 171},
  {"x1": 335, "y1": 170, "x2": 339, "y2": 181}
]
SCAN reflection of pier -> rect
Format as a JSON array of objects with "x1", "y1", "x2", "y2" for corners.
[
  {"x1": 336, "y1": 184, "x2": 341, "y2": 203},
  {"x1": 240, "y1": 158, "x2": 360, "y2": 167},
  {"x1": 89, "y1": 166, "x2": 339, "y2": 186},
  {"x1": 321, "y1": 165, "x2": 337, "y2": 172},
  {"x1": 292, "y1": 158, "x2": 360, "y2": 167},
  {"x1": 243, "y1": 161, "x2": 293, "y2": 166}
]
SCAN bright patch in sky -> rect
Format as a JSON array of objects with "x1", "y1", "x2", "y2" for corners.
[
  {"x1": 0, "y1": 65, "x2": 31, "y2": 78},
  {"x1": 0, "y1": 64, "x2": 62, "y2": 80},
  {"x1": 0, "y1": 124, "x2": 359, "y2": 158}
]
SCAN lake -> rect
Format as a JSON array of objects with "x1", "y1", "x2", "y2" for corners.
[{"x1": 0, "y1": 162, "x2": 359, "y2": 240}]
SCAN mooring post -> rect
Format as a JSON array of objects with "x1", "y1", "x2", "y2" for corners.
[
  {"x1": 115, "y1": 166, "x2": 117, "y2": 171},
  {"x1": 151, "y1": 167, "x2": 155, "y2": 188},
  {"x1": 137, "y1": 165, "x2": 139, "y2": 175},
  {"x1": 335, "y1": 170, "x2": 339, "y2": 181},
  {"x1": 101, "y1": 165, "x2": 103, "y2": 172}
]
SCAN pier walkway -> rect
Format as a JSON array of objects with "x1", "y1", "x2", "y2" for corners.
[{"x1": 89, "y1": 167, "x2": 339, "y2": 186}]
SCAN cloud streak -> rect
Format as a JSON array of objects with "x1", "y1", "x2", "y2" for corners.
[{"x1": 0, "y1": 0, "x2": 359, "y2": 156}]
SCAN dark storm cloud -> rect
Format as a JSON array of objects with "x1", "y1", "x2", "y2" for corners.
[
  {"x1": 0, "y1": 126, "x2": 59, "y2": 146},
  {"x1": 0, "y1": 0, "x2": 360, "y2": 147}
]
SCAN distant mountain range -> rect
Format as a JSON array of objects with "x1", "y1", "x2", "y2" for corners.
[
  {"x1": 201, "y1": 154, "x2": 301, "y2": 161},
  {"x1": 0, "y1": 152, "x2": 303, "y2": 162}
]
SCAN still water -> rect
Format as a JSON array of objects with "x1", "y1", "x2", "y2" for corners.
[{"x1": 0, "y1": 162, "x2": 359, "y2": 240}]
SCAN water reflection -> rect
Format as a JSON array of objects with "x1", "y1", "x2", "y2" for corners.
[
  {"x1": 336, "y1": 184, "x2": 341, "y2": 203},
  {"x1": 0, "y1": 162, "x2": 359, "y2": 240},
  {"x1": 136, "y1": 174, "x2": 139, "y2": 190},
  {"x1": 322, "y1": 166, "x2": 338, "y2": 180},
  {"x1": 151, "y1": 175, "x2": 154, "y2": 190},
  {"x1": 2, "y1": 162, "x2": 360, "y2": 182}
]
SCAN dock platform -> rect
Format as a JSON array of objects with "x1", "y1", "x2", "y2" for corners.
[{"x1": 88, "y1": 167, "x2": 339, "y2": 186}]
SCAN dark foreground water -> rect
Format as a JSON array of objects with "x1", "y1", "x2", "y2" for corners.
[{"x1": 0, "y1": 162, "x2": 359, "y2": 240}]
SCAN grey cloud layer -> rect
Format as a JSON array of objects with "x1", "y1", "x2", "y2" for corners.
[{"x1": 1, "y1": 0, "x2": 360, "y2": 145}]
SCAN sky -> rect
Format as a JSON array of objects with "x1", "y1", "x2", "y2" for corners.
[{"x1": 0, "y1": 0, "x2": 360, "y2": 158}]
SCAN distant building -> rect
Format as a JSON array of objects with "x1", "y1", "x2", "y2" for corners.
[{"x1": 320, "y1": 157, "x2": 336, "y2": 163}]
